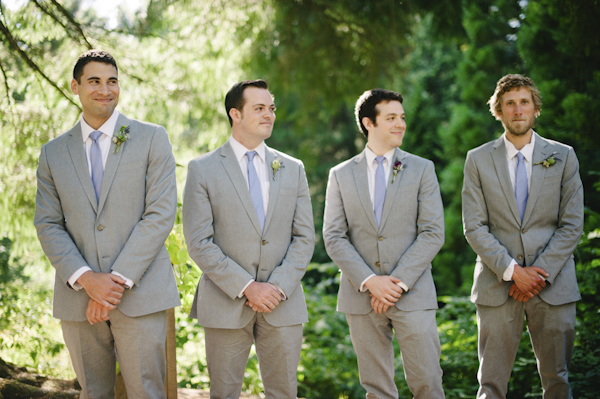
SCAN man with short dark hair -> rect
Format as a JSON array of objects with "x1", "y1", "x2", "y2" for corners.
[
  {"x1": 323, "y1": 88, "x2": 446, "y2": 399},
  {"x1": 34, "y1": 49, "x2": 180, "y2": 398},
  {"x1": 462, "y1": 74, "x2": 584, "y2": 398},
  {"x1": 182, "y1": 79, "x2": 315, "y2": 398}
]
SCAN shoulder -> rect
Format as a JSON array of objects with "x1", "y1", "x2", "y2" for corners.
[
  {"x1": 269, "y1": 148, "x2": 304, "y2": 169},
  {"x1": 466, "y1": 139, "x2": 498, "y2": 157},
  {"x1": 537, "y1": 134, "x2": 574, "y2": 153},
  {"x1": 329, "y1": 153, "x2": 363, "y2": 175}
]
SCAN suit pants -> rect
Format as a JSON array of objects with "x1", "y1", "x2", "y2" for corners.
[
  {"x1": 476, "y1": 296, "x2": 576, "y2": 399},
  {"x1": 203, "y1": 312, "x2": 303, "y2": 399},
  {"x1": 346, "y1": 308, "x2": 445, "y2": 399},
  {"x1": 61, "y1": 308, "x2": 167, "y2": 399}
]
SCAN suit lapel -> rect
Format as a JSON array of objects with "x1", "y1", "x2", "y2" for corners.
[
  {"x1": 379, "y1": 148, "x2": 406, "y2": 231},
  {"x1": 523, "y1": 133, "x2": 549, "y2": 224},
  {"x1": 97, "y1": 114, "x2": 128, "y2": 215},
  {"x1": 490, "y1": 137, "x2": 522, "y2": 224},
  {"x1": 264, "y1": 148, "x2": 280, "y2": 233},
  {"x1": 220, "y1": 142, "x2": 263, "y2": 235},
  {"x1": 66, "y1": 123, "x2": 98, "y2": 213},
  {"x1": 351, "y1": 152, "x2": 379, "y2": 231}
]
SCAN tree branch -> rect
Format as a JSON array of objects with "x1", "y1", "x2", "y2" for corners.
[
  {"x1": 0, "y1": 18, "x2": 81, "y2": 109},
  {"x1": 49, "y1": 0, "x2": 93, "y2": 49},
  {"x1": 0, "y1": 59, "x2": 13, "y2": 107}
]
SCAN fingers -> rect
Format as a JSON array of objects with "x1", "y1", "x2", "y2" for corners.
[{"x1": 86, "y1": 300, "x2": 111, "y2": 324}]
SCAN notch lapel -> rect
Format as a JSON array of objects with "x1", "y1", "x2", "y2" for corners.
[
  {"x1": 379, "y1": 148, "x2": 406, "y2": 231},
  {"x1": 490, "y1": 138, "x2": 522, "y2": 224},
  {"x1": 97, "y1": 116, "x2": 128, "y2": 215},
  {"x1": 522, "y1": 133, "x2": 549, "y2": 225},
  {"x1": 352, "y1": 152, "x2": 379, "y2": 232},
  {"x1": 219, "y1": 142, "x2": 264, "y2": 235},
  {"x1": 66, "y1": 123, "x2": 98, "y2": 213},
  {"x1": 264, "y1": 148, "x2": 281, "y2": 233}
]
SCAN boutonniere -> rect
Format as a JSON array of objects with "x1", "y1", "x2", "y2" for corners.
[
  {"x1": 271, "y1": 158, "x2": 284, "y2": 180},
  {"x1": 112, "y1": 125, "x2": 130, "y2": 154},
  {"x1": 533, "y1": 152, "x2": 560, "y2": 168},
  {"x1": 391, "y1": 160, "x2": 404, "y2": 183}
]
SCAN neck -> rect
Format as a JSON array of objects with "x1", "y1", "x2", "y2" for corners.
[
  {"x1": 367, "y1": 142, "x2": 394, "y2": 157},
  {"x1": 232, "y1": 132, "x2": 261, "y2": 151},
  {"x1": 505, "y1": 129, "x2": 533, "y2": 151}
]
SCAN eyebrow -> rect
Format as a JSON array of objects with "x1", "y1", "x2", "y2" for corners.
[{"x1": 86, "y1": 76, "x2": 119, "y2": 81}]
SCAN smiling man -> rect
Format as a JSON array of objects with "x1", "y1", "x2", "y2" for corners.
[
  {"x1": 323, "y1": 88, "x2": 446, "y2": 399},
  {"x1": 182, "y1": 79, "x2": 314, "y2": 398},
  {"x1": 34, "y1": 50, "x2": 180, "y2": 398},
  {"x1": 462, "y1": 74, "x2": 584, "y2": 398}
]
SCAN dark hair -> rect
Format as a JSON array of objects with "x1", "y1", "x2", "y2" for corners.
[
  {"x1": 488, "y1": 74, "x2": 542, "y2": 120},
  {"x1": 73, "y1": 50, "x2": 118, "y2": 84},
  {"x1": 225, "y1": 79, "x2": 271, "y2": 126},
  {"x1": 355, "y1": 89, "x2": 404, "y2": 137}
]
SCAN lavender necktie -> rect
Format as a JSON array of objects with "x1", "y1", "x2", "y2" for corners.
[
  {"x1": 515, "y1": 152, "x2": 528, "y2": 222},
  {"x1": 89, "y1": 130, "x2": 104, "y2": 202},
  {"x1": 246, "y1": 151, "x2": 265, "y2": 231},
  {"x1": 373, "y1": 156, "x2": 386, "y2": 228}
]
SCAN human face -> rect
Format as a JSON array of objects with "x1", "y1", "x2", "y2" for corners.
[
  {"x1": 71, "y1": 61, "x2": 119, "y2": 130},
  {"x1": 499, "y1": 87, "x2": 538, "y2": 138},
  {"x1": 231, "y1": 87, "x2": 276, "y2": 149},
  {"x1": 364, "y1": 100, "x2": 406, "y2": 155}
]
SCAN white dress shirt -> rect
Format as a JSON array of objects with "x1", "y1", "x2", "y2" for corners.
[
  {"x1": 502, "y1": 131, "x2": 535, "y2": 281},
  {"x1": 68, "y1": 110, "x2": 134, "y2": 290},
  {"x1": 360, "y1": 145, "x2": 409, "y2": 292}
]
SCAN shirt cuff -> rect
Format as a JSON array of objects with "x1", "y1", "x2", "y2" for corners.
[
  {"x1": 111, "y1": 271, "x2": 133, "y2": 289},
  {"x1": 503, "y1": 259, "x2": 517, "y2": 281},
  {"x1": 360, "y1": 274, "x2": 376, "y2": 292},
  {"x1": 396, "y1": 281, "x2": 409, "y2": 292},
  {"x1": 238, "y1": 279, "x2": 254, "y2": 298},
  {"x1": 273, "y1": 285, "x2": 287, "y2": 300},
  {"x1": 69, "y1": 266, "x2": 92, "y2": 290}
]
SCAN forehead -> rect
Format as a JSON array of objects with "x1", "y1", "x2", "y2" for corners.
[
  {"x1": 501, "y1": 86, "x2": 533, "y2": 103},
  {"x1": 242, "y1": 87, "x2": 274, "y2": 107},
  {"x1": 375, "y1": 100, "x2": 404, "y2": 116},
  {"x1": 81, "y1": 61, "x2": 118, "y2": 79}
]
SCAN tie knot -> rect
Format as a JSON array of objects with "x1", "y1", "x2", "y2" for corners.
[
  {"x1": 246, "y1": 151, "x2": 257, "y2": 162},
  {"x1": 90, "y1": 131, "x2": 103, "y2": 142},
  {"x1": 516, "y1": 152, "x2": 524, "y2": 162},
  {"x1": 375, "y1": 156, "x2": 385, "y2": 166}
]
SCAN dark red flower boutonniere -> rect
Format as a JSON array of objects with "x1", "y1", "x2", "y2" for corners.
[
  {"x1": 391, "y1": 160, "x2": 404, "y2": 183},
  {"x1": 533, "y1": 152, "x2": 560, "y2": 168},
  {"x1": 113, "y1": 125, "x2": 130, "y2": 154}
]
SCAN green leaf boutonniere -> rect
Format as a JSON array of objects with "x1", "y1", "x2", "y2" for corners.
[
  {"x1": 113, "y1": 125, "x2": 130, "y2": 154},
  {"x1": 271, "y1": 158, "x2": 284, "y2": 180},
  {"x1": 391, "y1": 160, "x2": 404, "y2": 183},
  {"x1": 533, "y1": 152, "x2": 560, "y2": 168}
]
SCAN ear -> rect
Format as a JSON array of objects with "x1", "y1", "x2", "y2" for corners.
[
  {"x1": 362, "y1": 116, "x2": 374, "y2": 131},
  {"x1": 70, "y1": 79, "x2": 79, "y2": 95},
  {"x1": 229, "y1": 108, "x2": 242, "y2": 124}
]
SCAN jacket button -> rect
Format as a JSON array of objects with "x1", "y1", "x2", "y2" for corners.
[
  {"x1": 261, "y1": 240, "x2": 267, "y2": 246},
  {"x1": 517, "y1": 254, "x2": 523, "y2": 260},
  {"x1": 522, "y1": 229, "x2": 526, "y2": 234},
  {"x1": 375, "y1": 262, "x2": 381, "y2": 267},
  {"x1": 97, "y1": 225, "x2": 104, "y2": 231},
  {"x1": 378, "y1": 236, "x2": 383, "y2": 241}
]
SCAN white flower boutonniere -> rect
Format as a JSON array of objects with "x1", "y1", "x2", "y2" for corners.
[
  {"x1": 391, "y1": 159, "x2": 404, "y2": 183},
  {"x1": 533, "y1": 152, "x2": 560, "y2": 168},
  {"x1": 271, "y1": 158, "x2": 284, "y2": 180},
  {"x1": 113, "y1": 125, "x2": 130, "y2": 154}
]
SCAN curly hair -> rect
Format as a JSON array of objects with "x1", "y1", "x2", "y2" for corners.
[{"x1": 488, "y1": 74, "x2": 542, "y2": 120}]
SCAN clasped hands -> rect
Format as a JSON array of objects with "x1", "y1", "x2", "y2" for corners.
[
  {"x1": 244, "y1": 281, "x2": 283, "y2": 313},
  {"x1": 365, "y1": 275, "x2": 404, "y2": 314},
  {"x1": 77, "y1": 271, "x2": 126, "y2": 325},
  {"x1": 509, "y1": 265, "x2": 549, "y2": 303}
]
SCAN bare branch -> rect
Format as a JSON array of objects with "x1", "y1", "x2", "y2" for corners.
[
  {"x1": 0, "y1": 18, "x2": 81, "y2": 109},
  {"x1": 49, "y1": 0, "x2": 93, "y2": 49},
  {"x1": 0, "y1": 58, "x2": 13, "y2": 107}
]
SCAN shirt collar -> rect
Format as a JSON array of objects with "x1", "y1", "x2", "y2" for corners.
[
  {"x1": 229, "y1": 135, "x2": 267, "y2": 163},
  {"x1": 364, "y1": 144, "x2": 395, "y2": 169},
  {"x1": 80, "y1": 109, "x2": 120, "y2": 142},
  {"x1": 503, "y1": 130, "x2": 536, "y2": 162}
]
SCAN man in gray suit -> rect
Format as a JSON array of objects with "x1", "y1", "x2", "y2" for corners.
[
  {"x1": 34, "y1": 50, "x2": 180, "y2": 398},
  {"x1": 182, "y1": 79, "x2": 315, "y2": 399},
  {"x1": 462, "y1": 74, "x2": 584, "y2": 398},
  {"x1": 323, "y1": 89, "x2": 445, "y2": 399}
]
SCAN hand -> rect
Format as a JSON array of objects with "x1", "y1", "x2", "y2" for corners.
[
  {"x1": 364, "y1": 275, "x2": 403, "y2": 307},
  {"x1": 508, "y1": 283, "x2": 532, "y2": 302},
  {"x1": 243, "y1": 282, "x2": 282, "y2": 313},
  {"x1": 512, "y1": 265, "x2": 548, "y2": 299},
  {"x1": 77, "y1": 271, "x2": 126, "y2": 309},
  {"x1": 370, "y1": 295, "x2": 391, "y2": 314},
  {"x1": 86, "y1": 299, "x2": 111, "y2": 324}
]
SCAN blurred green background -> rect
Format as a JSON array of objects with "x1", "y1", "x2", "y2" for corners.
[{"x1": 1, "y1": 0, "x2": 599, "y2": 397}]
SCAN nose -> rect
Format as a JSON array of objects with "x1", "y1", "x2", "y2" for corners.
[{"x1": 98, "y1": 82, "x2": 109, "y2": 95}]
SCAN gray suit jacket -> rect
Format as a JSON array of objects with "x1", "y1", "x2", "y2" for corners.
[
  {"x1": 323, "y1": 148, "x2": 445, "y2": 314},
  {"x1": 34, "y1": 113, "x2": 181, "y2": 321},
  {"x1": 462, "y1": 133, "x2": 584, "y2": 306},
  {"x1": 182, "y1": 141, "x2": 315, "y2": 329}
]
